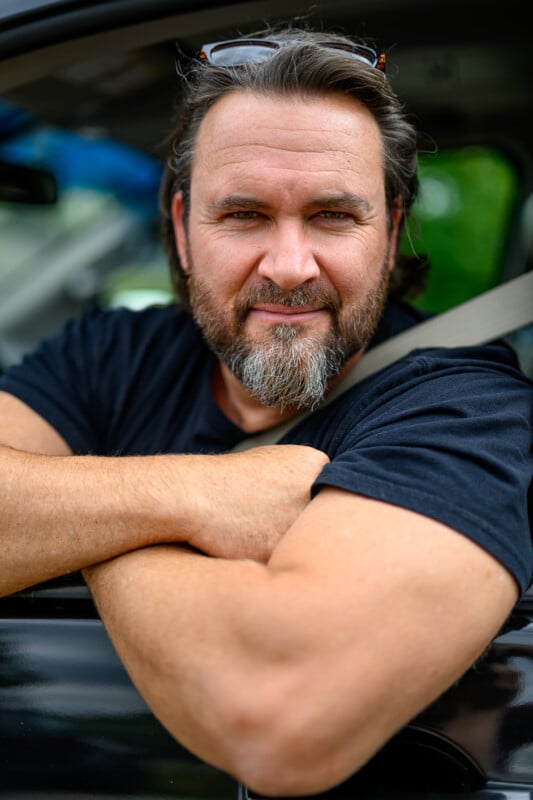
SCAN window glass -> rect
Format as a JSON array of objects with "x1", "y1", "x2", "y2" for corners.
[
  {"x1": 402, "y1": 147, "x2": 519, "y2": 312},
  {"x1": 0, "y1": 106, "x2": 169, "y2": 367}
]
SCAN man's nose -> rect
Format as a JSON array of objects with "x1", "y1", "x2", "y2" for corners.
[{"x1": 256, "y1": 223, "x2": 320, "y2": 290}]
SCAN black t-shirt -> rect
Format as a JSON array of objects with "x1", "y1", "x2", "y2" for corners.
[{"x1": 1, "y1": 300, "x2": 532, "y2": 592}]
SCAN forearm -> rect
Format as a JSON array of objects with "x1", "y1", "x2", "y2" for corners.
[
  {"x1": 0, "y1": 444, "x2": 180, "y2": 595},
  {"x1": 84, "y1": 546, "x2": 288, "y2": 791},
  {"x1": 1, "y1": 442, "x2": 326, "y2": 596},
  {"x1": 84, "y1": 541, "x2": 432, "y2": 796}
]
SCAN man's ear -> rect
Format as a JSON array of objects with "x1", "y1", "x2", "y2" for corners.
[
  {"x1": 387, "y1": 198, "x2": 404, "y2": 272},
  {"x1": 171, "y1": 191, "x2": 190, "y2": 274}
]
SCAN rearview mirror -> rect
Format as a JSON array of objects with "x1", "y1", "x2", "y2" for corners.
[{"x1": 0, "y1": 161, "x2": 58, "y2": 204}]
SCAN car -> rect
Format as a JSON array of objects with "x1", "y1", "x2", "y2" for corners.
[{"x1": 0, "y1": 0, "x2": 532, "y2": 797}]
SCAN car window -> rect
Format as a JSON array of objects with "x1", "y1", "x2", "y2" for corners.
[
  {"x1": 402, "y1": 146, "x2": 519, "y2": 313},
  {"x1": 0, "y1": 103, "x2": 170, "y2": 368}
]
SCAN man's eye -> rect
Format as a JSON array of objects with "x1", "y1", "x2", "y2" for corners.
[
  {"x1": 229, "y1": 211, "x2": 260, "y2": 219},
  {"x1": 317, "y1": 210, "x2": 351, "y2": 220}
]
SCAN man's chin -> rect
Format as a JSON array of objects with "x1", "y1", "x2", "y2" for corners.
[
  {"x1": 224, "y1": 330, "x2": 347, "y2": 411},
  {"x1": 243, "y1": 317, "x2": 333, "y2": 347}
]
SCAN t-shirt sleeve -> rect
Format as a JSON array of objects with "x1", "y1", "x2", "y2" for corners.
[
  {"x1": 0, "y1": 306, "x2": 128, "y2": 454},
  {"x1": 310, "y1": 345, "x2": 533, "y2": 594}
]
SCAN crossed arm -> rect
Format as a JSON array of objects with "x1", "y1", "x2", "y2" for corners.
[
  {"x1": 0, "y1": 391, "x2": 326, "y2": 594},
  {"x1": 0, "y1": 389, "x2": 518, "y2": 796}
]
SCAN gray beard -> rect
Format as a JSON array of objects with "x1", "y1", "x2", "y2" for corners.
[
  {"x1": 188, "y1": 266, "x2": 390, "y2": 411},
  {"x1": 226, "y1": 324, "x2": 346, "y2": 410}
]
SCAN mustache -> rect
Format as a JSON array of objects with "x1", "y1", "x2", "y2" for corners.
[{"x1": 235, "y1": 282, "x2": 341, "y2": 322}]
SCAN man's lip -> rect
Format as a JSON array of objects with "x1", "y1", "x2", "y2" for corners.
[{"x1": 249, "y1": 305, "x2": 326, "y2": 323}]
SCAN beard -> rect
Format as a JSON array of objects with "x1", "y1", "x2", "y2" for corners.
[{"x1": 188, "y1": 264, "x2": 390, "y2": 411}]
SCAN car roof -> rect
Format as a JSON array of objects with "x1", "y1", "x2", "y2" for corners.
[{"x1": 0, "y1": 0, "x2": 530, "y2": 158}]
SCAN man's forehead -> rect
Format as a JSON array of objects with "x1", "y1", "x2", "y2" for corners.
[{"x1": 191, "y1": 89, "x2": 383, "y2": 179}]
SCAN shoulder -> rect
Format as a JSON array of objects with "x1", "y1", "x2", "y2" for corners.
[
  {"x1": 344, "y1": 295, "x2": 531, "y2": 440},
  {"x1": 19, "y1": 302, "x2": 209, "y2": 369},
  {"x1": 294, "y1": 338, "x2": 533, "y2": 592},
  {"x1": 291, "y1": 336, "x2": 531, "y2": 457},
  {"x1": 65, "y1": 302, "x2": 198, "y2": 347}
]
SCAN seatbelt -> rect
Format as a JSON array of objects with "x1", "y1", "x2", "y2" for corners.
[{"x1": 231, "y1": 270, "x2": 533, "y2": 452}]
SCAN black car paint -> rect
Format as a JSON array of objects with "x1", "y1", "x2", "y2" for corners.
[{"x1": 2, "y1": 582, "x2": 533, "y2": 797}]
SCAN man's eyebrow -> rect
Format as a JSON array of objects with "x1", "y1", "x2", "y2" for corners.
[
  {"x1": 208, "y1": 195, "x2": 269, "y2": 213},
  {"x1": 310, "y1": 192, "x2": 372, "y2": 213},
  {"x1": 207, "y1": 192, "x2": 372, "y2": 214}
]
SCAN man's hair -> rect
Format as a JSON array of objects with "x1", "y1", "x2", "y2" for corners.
[{"x1": 160, "y1": 27, "x2": 426, "y2": 312}]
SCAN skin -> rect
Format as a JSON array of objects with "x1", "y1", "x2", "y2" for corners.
[{"x1": 0, "y1": 90, "x2": 518, "y2": 796}]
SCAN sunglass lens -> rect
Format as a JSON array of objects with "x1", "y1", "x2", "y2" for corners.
[
  {"x1": 322, "y1": 42, "x2": 378, "y2": 67},
  {"x1": 208, "y1": 41, "x2": 279, "y2": 66}
]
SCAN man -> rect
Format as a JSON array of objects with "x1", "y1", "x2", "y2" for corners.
[{"x1": 0, "y1": 28, "x2": 531, "y2": 797}]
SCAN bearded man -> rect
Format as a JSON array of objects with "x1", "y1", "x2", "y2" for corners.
[{"x1": 0, "y1": 28, "x2": 531, "y2": 797}]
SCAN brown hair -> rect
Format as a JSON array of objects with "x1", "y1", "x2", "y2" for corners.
[{"x1": 160, "y1": 28, "x2": 426, "y2": 311}]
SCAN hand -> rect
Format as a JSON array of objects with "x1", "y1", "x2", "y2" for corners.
[{"x1": 178, "y1": 444, "x2": 329, "y2": 562}]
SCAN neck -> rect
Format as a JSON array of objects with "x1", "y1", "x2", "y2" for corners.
[{"x1": 212, "y1": 349, "x2": 365, "y2": 434}]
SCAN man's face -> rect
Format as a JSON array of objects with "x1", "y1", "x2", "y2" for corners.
[{"x1": 172, "y1": 89, "x2": 401, "y2": 411}]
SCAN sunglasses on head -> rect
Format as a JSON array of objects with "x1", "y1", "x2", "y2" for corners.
[{"x1": 196, "y1": 38, "x2": 386, "y2": 72}]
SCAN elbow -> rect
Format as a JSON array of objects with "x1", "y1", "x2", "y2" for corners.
[
  {"x1": 235, "y1": 754, "x2": 345, "y2": 798},
  {"x1": 221, "y1": 683, "x2": 366, "y2": 797}
]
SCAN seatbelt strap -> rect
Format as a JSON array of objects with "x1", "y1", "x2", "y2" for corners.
[{"x1": 231, "y1": 270, "x2": 533, "y2": 452}]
